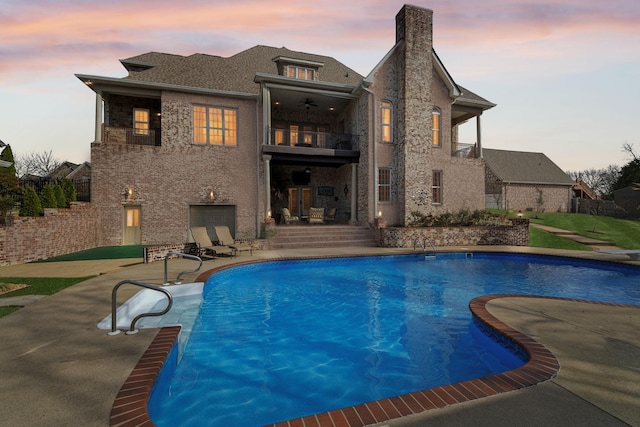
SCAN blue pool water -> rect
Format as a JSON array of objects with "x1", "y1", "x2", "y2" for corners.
[{"x1": 148, "y1": 253, "x2": 640, "y2": 426}]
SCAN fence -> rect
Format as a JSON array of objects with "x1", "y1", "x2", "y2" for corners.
[{"x1": 18, "y1": 178, "x2": 91, "y2": 203}]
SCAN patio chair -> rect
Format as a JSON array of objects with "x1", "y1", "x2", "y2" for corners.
[
  {"x1": 213, "y1": 226, "x2": 253, "y2": 256},
  {"x1": 190, "y1": 226, "x2": 234, "y2": 257},
  {"x1": 309, "y1": 207, "x2": 325, "y2": 224},
  {"x1": 325, "y1": 208, "x2": 337, "y2": 223},
  {"x1": 281, "y1": 208, "x2": 299, "y2": 224}
]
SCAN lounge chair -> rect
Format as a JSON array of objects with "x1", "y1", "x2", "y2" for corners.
[
  {"x1": 214, "y1": 226, "x2": 253, "y2": 255},
  {"x1": 309, "y1": 207, "x2": 324, "y2": 224},
  {"x1": 281, "y1": 208, "x2": 299, "y2": 224},
  {"x1": 325, "y1": 208, "x2": 336, "y2": 223},
  {"x1": 190, "y1": 226, "x2": 235, "y2": 257}
]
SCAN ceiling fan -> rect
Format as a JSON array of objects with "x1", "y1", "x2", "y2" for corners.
[{"x1": 301, "y1": 98, "x2": 318, "y2": 110}]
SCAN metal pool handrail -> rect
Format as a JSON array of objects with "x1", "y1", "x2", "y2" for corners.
[
  {"x1": 413, "y1": 236, "x2": 437, "y2": 256},
  {"x1": 109, "y1": 280, "x2": 173, "y2": 336},
  {"x1": 164, "y1": 252, "x2": 203, "y2": 285}
]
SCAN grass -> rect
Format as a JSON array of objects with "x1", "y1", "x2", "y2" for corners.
[
  {"x1": 35, "y1": 245, "x2": 144, "y2": 262},
  {"x1": 528, "y1": 226, "x2": 591, "y2": 251},
  {"x1": 0, "y1": 277, "x2": 95, "y2": 298},
  {"x1": 525, "y1": 212, "x2": 640, "y2": 249}
]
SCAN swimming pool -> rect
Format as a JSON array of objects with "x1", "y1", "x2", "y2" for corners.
[{"x1": 148, "y1": 253, "x2": 640, "y2": 426}]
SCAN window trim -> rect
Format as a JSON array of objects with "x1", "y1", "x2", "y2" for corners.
[
  {"x1": 432, "y1": 170, "x2": 443, "y2": 205},
  {"x1": 381, "y1": 100, "x2": 393, "y2": 143},
  {"x1": 192, "y1": 105, "x2": 238, "y2": 146},
  {"x1": 378, "y1": 167, "x2": 392, "y2": 203}
]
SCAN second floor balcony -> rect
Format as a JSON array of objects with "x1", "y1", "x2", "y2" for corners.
[
  {"x1": 102, "y1": 126, "x2": 161, "y2": 146},
  {"x1": 267, "y1": 127, "x2": 358, "y2": 151}
]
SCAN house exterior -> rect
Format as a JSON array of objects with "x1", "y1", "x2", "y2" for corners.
[
  {"x1": 76, "y1": 4, "x2": 495, "y2": 246},
  {"x1": 484, "y1": 148, "x2": 574, "y2": 212}
]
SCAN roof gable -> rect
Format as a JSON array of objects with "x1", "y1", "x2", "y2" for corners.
[{"x1": 483, "y1": 149, "x2": 574, "y2": 186}]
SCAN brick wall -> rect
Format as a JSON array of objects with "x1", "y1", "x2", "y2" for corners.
[
  {"x1": 379, "y1": 218, "x2": 529, "y2": 248},
  {"x1": 0, "y1": 203, "x2": 99, "y2": 266}
]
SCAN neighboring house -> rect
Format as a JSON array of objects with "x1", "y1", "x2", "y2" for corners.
[
  {"x1": 76, "y1": 5, "x2": 495, "y2": 246},
  {"x1": 484, "y1": 148, "x2": 574, "y2": 212},
  {"x1": 48, "y1": 161, "x2": 91, "y2": 181}
]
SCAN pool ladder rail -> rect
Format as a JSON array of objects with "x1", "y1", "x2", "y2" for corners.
[
  {"x1": 108, "y1": 252, "x2": 203, "y2": 336},
  {"x1": 413, "y1": 237, "x2": 437, "y2": 259}
]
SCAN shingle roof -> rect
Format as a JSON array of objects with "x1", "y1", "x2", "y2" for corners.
[
  {"x1": 483, "y1": 148, "x2": 574, "y2": 186},
  {"x1": 121, "y1": 46, "x2": 364, "y2": 94}
]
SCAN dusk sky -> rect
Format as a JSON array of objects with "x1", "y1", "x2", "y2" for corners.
[{"x1": 1, "y1": 0, "x2": 639, "y2": 172}]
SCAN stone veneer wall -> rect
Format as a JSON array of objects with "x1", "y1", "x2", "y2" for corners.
[
  {"x1": 0, "y1": 203, "x2": 98, "y2": 266},
  {"x1": 379, "y1": 218, "x2": 529, "y2": 248}
]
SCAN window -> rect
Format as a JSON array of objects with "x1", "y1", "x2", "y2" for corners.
[
  {"x1": 289, "y1": 125, "x2": 299, "y2": 145},
  {"x1": 193, "y1": 105, "x2": 237, "y2": 146},
  {"x1": 317, "y1": 127, "x2": 327, "y2": 148},
  {"x1": 303, "y1": 126, "x2": 313, "y2": 145},
  {"x1": 274, "y1": 128, "x2": 285, "y2": 145},
  {"x1": 381, "y1": 101, "x2": 393, "y2": 143},
  {"x1": 432, "y1": 170, "x2": 443, "y2": 204},
  {"x1": 378, "y1": 168, "x2": 391, "y2": 202},
  {"x1": 287, "y1": 65, "x2": 315, "y2": 80},
  {"x1": 133, "y1": 109, "x2": 149, "y2": 135},
  {"x1": 432, "y1": 108, "x2": 441, "y2": 147}
]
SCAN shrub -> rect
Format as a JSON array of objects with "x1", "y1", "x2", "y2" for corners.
[
  {"x1": 407, "y1": 209, "x2": 510, "y2": 227},
  {"x1": 39, "y1": 184, "x2": 57, "y2": 208},
  {"x1": 20, "y1": 186, "x2": 43, "y2": 217},
  {"x1": 53, "y1": 183, "x2": 66, "y2": 208},
  {"x1": 61, "y1": 179, "x2": 77, "y2": 205}
]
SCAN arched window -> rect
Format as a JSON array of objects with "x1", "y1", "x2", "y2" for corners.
[
  {"x1": 432, "y1": 108, "x2": 441, "y2": 147},
  {"x1": 381, "y1": 101, "x2": 393, "y2": 143}
]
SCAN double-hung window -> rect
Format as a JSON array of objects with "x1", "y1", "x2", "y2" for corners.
[
  {"x1": 378, "y1": 168, "x2": 391, "y2": 202},
  {"x1": 432, "y1": 170, "x2": 443, "y2": 204},
  {"x1": 193, "y1": 105, "x2": 237, "y2": 146},
  {"x1": 133, "y1": 109, "x2": 149, "y2": 135},
  {"x1": 381, "y1": 101, "x2": 393, "y2": 143},
  {"x1": 432, "y1": 108, "x2": 441, "y2": 147}
]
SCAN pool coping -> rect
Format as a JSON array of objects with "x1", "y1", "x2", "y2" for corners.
[{"x1": 109, "y1": 256, "x2": 637, "y2": 427}]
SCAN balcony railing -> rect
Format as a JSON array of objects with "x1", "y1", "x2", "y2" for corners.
[
  {"x1": 451, "y1": 143, "x2": 478, "y2": 159},
  {"x1": 267, "y1": 128, "x2": 358, "y2": 151},
  {"x1": 103, "y1": 126, "x2": 160, "y2": 146}
]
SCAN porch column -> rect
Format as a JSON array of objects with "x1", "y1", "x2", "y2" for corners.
[
  {"x1": 263, "y1": 155, "x2": 272, "y2": 219},
  {"x1": 350, "y1": 163, "x2": 357, "y2": 224},
  {"x1": 94, "y1": 92, "x2": 103, "y2": 143},
  {"x1": 262, "y1": 86, "x2": 271, "y2": 145},
  {"x1": 476, "y1": 114, "x2": 482, "y2": 158}
]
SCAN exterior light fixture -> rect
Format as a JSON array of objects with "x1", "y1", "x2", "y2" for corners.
[
  {"x1": 305, "y1": 167, "x2": 311, "y2": 174},
  {"x1": 378, "y1": 210, "x2": 382, "y2": 218},
  {"x1": 208, "y1": 189, "x2": 215, "y2": 203},
  {"x1": 267, "y1": 209, "x2": 272, "y2": 218},
  {"x1": 517, "y1": 210, "x2": 523, "y2": 218},
  {"x1": 343, "y1": 184, "x2": 348, "y2": 198}
]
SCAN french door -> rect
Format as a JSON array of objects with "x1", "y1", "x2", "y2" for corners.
[{"x1": 288, "y1": 187, "x2": 311, "y2": 218}]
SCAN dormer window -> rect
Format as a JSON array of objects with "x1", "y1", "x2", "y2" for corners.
[
  {"x1": 273, "y1": 56, "x2": 323, "y2": 81},
  {"x1": 286, "y1": 65, "x2": 315, "y2": 80}
]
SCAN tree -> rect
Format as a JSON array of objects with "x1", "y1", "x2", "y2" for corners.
[
  {"x1": 19, "y1": 186, "x2": 43, "y2": 217},
  {"x1": 39, "y1": 184, "x2": 57, "y2": 208},
  {"x1": 567, "y1": 165, "x2": 620, "y2": 198},
  {"x1": 611, "y1": 143, "x2": 640, "y2": 192},
  {"x1": 53, "y1": 183, "x2": 66, "y2": 208},
  {"x1": 0, "y1": 145, "x2": 20, "y2": 224},
  {"x1": 14, "y1": 150, "x2": 61, "y2": 178},
  {"x1": 61, "y1": 178, "x2": 77, "y2": 206},
  {"x1": 0, "y1": 144, "x2": 17, "y2": 177}
]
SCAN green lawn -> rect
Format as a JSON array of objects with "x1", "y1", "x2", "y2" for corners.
[
  {"x1": 525, "y1": 212, "x2": 640, "y2": 249},
  {"x1": 35, "y1": 245, "x2": 144, "y2": 262},
  {"x1": 529, "y1": 226, "x2": 591, "y2": 251}
]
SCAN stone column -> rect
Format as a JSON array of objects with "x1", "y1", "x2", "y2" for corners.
[{"x1": 476, "y1": 114, "x2": 482, "y2": 158}]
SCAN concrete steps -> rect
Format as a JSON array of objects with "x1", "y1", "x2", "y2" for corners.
[{"x1": 267, "y1": 225, "x2": 377, "y2": 250}]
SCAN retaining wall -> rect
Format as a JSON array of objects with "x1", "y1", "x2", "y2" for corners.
[{"x1": 379, "y1": 218, "x2": 529, "y2": 248}]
